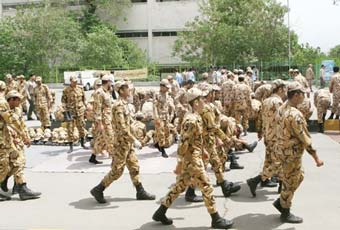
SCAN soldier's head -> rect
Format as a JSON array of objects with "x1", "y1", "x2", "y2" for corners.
[
  {"x1": 202, "y1": 72, "x2": 209, "y2": 81},
  {"x1": 246, "y1": 70, "x2": 253, "y2": 77},
  {"x1": 5, "y1": 74, "x2": 12, "y2": 83},
  {"x1": 184, "y1": 79, "x2": 195, "y2": 89},
  {"x1": 160, "y1": 79, "x2": 170, "y2": 93},
  {"x1": 93, "y1": 78, "x2": 102, "y2": 90},
  {"x1": 238, "y1": 76, "x2": 245, "y2": 82},
  {"x1": 29, "y1": 74, "x2": 36, "y2": 81},
  {"x1": 115, "y1": 81, "x2": 129, "y2": 98},
  {"x1": 271, "y1": 79, "x2": 287, "y2": 99},
  {"x1": 308, "y1": 64, "x2": 313, "y2": 68},
  {"x1": 167, "y1": 75, "x2": 174, "y2": 84},
  {"x1": 288, "y1": 69, "x2": 294, "y2": 77},
  {"x1": 202, "y1": 85, "x2": 214, "y2": 102},
  {"x1": 6, "y1": 90, "x2": 22, "y2": 108},
  {"x1": 17, "y1": 75, "x2": 25, "y2": 82},
  {"x1": 0, "y1": 81, "x2": 6, "y2": 94},
  {"x1": 287, "y1": 82, "x2": 305, "y2": 105},
  {"x1": 101, "y1": 75, "x2": 112, "y2": 90},
  {"x1": 135, "y1": 111, "x2": 144, "y2": 121},
  {"x1": 333, "y1": 66, "x2": 339, "y2": 73},
  {"x1": 36, "y1": 76, "x2": 42, "y2": 86},
  {"x1": 227, "y1": 72, "x2": 234, "y2": 80},
  {"x1": 293, "y1": 69, "x2": 300, "y2": 77},
  {"x1": 187, "y1": 88, "x2": 204, "y2": 113},
  {"x1": 212, "y1": 85, "x2": 221, "y2": 99},
  {"x1": 70, "y1": 76, "x2": 78, "y2": 87}
]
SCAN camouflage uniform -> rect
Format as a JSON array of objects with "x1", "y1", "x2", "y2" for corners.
[
  {"x1": 297, "y1": 97, "x2": 313, "y2": 121},
  {"x1": 231, "y1": 82, "x2": 252, "y2": 131},
  {"x1": 131, "y1": 119, "x2": 154, "y2": 146},
  {"x1": 5, "y1": 80, "x2": 19, "y2": 95},
  {"x1": 33, "y1": 80, "x2": 51, "y2": 128},
  {"x1": 221, "y1": 79, "x2": 235, "y2": 116},
  {"x1": 174, "y1": 88, "x2": 190, "y2": 132},
  {"x1": 250, "y1": 98, "x2": 262, "y2": 132},
  {"x1": 153, "y1": 91, "x2": 175, "y2": 148},
  {"x1": 294, "y1": 74, "x2": 309, "y2": 94},
  {"x1": 276, "y1": 100, "x2": 317, "y2": 208},
  {"x1": 305, "y1": 66, "x2": 315, "y2": 91},
  {"x1": 161, "y1": 112, "x2": 217, "y2": 214},
  {"x1": 61, "y1": 84, "x2": 87, "y2": 142},
  {"x1": 254, "y1": 84, "x2": 272, "y2": 102},
  {"x1": 101, "y1": 98, "x2": 141, "y2": 187},
  {"x1": 17, "y1": 78, "x2": 28, "y2": 113},
  {"x1": 330, "y1": 72, "x2": 340, "y2": 116},
  {"x1": 314, "y1": 89, "x2": 331, "y2": 123},
  {"x1": 92, "y1": 87, "x2": 114, "y2": 155}
]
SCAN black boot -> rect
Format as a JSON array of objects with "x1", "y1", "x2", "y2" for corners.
[
  {"x1": 0, "y1": 176, "x2": 9, "y2": 192},
  {"x1": 67, "y1": 142, "x2": 73, "y2": 153},
  {"x1": 328, "y1": 113, "x2": 334, "y2": 120},
  {"x1": 154, "y1": 142, "x2": 161, "y2": 151},
  {"x1": 261, "y1": 179, "x2": 277, "y2": 187},
  {"x1": 318, "y1": 123, "x2": 324, "y2": 133},
  {"x1": 278, "y1": 181, "x2": 282, "y2": 194},
  {"x1": 211, "y1": 212, "x2": 233, "y2": 229},
  {"x1": 80, "y1": 138, "x2": 89, "y2": 149},
  {"x1": 0, "y1": 193, "x2": 11, "y2": 201},
  {"x1": 12, "y1": 183, "x2": 19, "y2": 195},
  {"x1": 246, "y1": 175, "x2": 261, "y2": 197},
  {"x1": 228, "y1": 152, "x2": 239, "y2": 160},
  {"x1": 160, "y1": 147, "x2": 168, "y2": 158},
  {"x1": 229, "y1": 155, "x2": 244, "y2": 169},
  {"x1": 218, "y1": 180, "x2": 241, "y2": 197},
  {"x1": 280, "y1": 208, "x2": 303, "y2": 224},
  {"x1": 273, "y1": 198, "x2": 283, "y2": 213},
  {"x1": 245, "y1": 141, "x2": 257, "y2": 152},
  {"x1": 90, "y1": 183, "x2": 107, "y2": 203},
  {"x1": 185, "y1": 187, "x2": 203, "y2": 202},
  {"x1": 152, "y1": 204, "x2": 173, "y2": 225},
  {"x1": 136, "y1": 183, "x2": 156, "y2": 200},
  {"x1": 89, "y1": 154, "x2": 103, "y2": 164},
  {"x1": 17, "y1": 183, "x2": 41, "y2": 200}
]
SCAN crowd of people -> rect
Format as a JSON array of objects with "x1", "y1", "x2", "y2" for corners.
[{"x1": 1, "y1": 63, "x2": 338, "y2": 228}]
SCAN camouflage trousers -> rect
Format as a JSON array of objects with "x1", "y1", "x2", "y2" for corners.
[
  {"x1": 279, "y1": 154, "x2": 304, "y2": 209},
  {"x1": 223, "y1": 103, "x2": 233, "y2": 117},
  {"x1": 331, "y1": 93, "x2": 340, "y2": 115},
  {"x1": 217, "y1": 146, "x2": 228, "y2": 172},
  {"x1": 36, "y1": 105, "x2": 51, "y2": 128},
  {"x1": 0, "y1": 146, "x2": 25, "y2": 185},
  {"x1": 161, "y1": 157, "x2": 217, "y2": 214},
  {"x1": 154, "y1": 120, "x2": 175, "y2": 148},
  {"x1": 203, "y1": 141, "x2": 225, "y2": 184},
  {"x1": 0, "y1": 148, "x2": 10, "y2": 183},
  {"x1": 93, "y1": 121, "x2": 114, "y2": 156},
  {"x1": 261, "y1": 140, "x2": 282, "y2": 181},
  {"x1": 101, "y1": 142, "x2": 140, "y2": 188},
  {"x1": 67, "y1": 114, "x2": 86, "y2": 142},
  {"x1": 233, "y1": 109, "x2": 249, "y2": 130},
  {"x1": 21, "y1": 99, "x2": 28, "y2": 114},
  {"x1": 317, "y1": 98, "x2": 330, "y2": 123},
  {"x1": 141, "y1": 130, "x2": 154, "y2": 146}
]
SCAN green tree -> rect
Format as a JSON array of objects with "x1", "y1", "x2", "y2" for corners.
[{"x1": 329, "y1": 45, "x2": 340, "y2": 58}]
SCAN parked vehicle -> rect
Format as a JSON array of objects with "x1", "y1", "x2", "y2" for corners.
[{"x1": 64, "y1": 70, "x2": 99, "y2": 91}]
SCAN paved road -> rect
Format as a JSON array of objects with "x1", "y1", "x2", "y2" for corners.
[{"x1": 0, "y1": 133, "x2": 339, "y2": 230}]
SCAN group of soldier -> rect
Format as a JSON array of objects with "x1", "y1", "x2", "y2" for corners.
[{"x1": 2, "y1": 63, "x2": 339, "y2": 228}]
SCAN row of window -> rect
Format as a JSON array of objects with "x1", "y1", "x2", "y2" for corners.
[{"x1": 116, "y1": 31, "x2": 178, "y2": 38}]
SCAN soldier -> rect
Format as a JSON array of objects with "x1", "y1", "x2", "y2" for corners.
[
  {"x1": 293, "y1": 69, "x2": 310, "y2": 97},
  {"x1": 61, "y1": 76, "x2": 88, "y2": 153},
  {"x1": 132, "y1": 112, "x2": 154, "y2": 146},
  {"x1": 90, "y1": 80, "x2": 155, "y2": 203},
  {"x1": 305, "y1": 64, "x2": 315, "y2": 92},
  {"x1": 231, "y1": 75, "x2": 252, "y2": 135},
  {"x1": 247, "y1": 79, "x2": 287, "y2": 197},
  {"x1": 26, "y1": 74, "x2": 37, "y2": 120},
  {"x1": 297, "y1": 96, "x2": 313, "y2": 121},
  {"x1": 221, "y1": 72, "x2": 235, "y2": 117},
  {"x1": 249, "y1": 93, "x2": 262, "y2": 133},
  {"x1": 254, "y1": 83, "x2": 272, "y2": 102},
  {"x1": 197, "y1": 72, "x2": 210, "y2": 89},
  {"x1": 91, "y1": 75, "x2": 114, "y2": 164},
  {"x1": 167, "y1": 75, "x2": 180, "y2": 99},
  {"x1": 153, "y1": 79, "x2": 175, "y2": 158},
  {"x1": 272, "y1": 82, "x2": 323, "y2": 224},
  {"x1": 314, "y1": 88, "x2": 331, "y2": 132},
  {"x1": 328, "y1": 66, "x2": 340, "y2": 119},
  {"x1": 16, "y1": 75, "x2": 28, "y2": 114},
  {"x1": 152, "y1": 88, "x2": 234, "y2": 229},
  {"x1": 5, "y1": 74, "x2": 19, "y2": 94},
  {"x1": 174, "y1": 80, "x2": 194, "y2": 132},
  {"x1": 33, "y1": 77, "x2": 52, "y2": 129},
  {"x1": 0, "y1": 90, "x2": 41, "y2": 201}
]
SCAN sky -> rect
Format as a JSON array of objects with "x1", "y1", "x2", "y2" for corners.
[{"x1": 277, "y1": 0, "x2": 340, "y2": 53}]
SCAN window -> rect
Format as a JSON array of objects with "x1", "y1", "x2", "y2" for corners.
[
  {"x1": 153, "y1": 31, "x2": 178, "y2": 37},
  {"x1": 131, "y1": 0, "x2": 147, "y2": 2},
  {"x1": 116, "y1": 31, "x2": 148, "y2": 38}
]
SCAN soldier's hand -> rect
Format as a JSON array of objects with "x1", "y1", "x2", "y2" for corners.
[
  {"x1": 134, "y1": 140, "x2": 142, "y2": 149},
  {"x1": 216, "y1": 138, "x2": 224, "y2": 147},
  {"x1": 97, "y1": 122, "x2": 104, "y2": 131},
  {"x1": 316, "y1": 159, "x2": 324, "y2": 167},
  {"x1": 24, "y1": 138, "x2": 31, "y2": 147}
]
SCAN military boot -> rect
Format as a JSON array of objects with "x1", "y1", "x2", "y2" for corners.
[
  {"x1": 211, "y1": 212, "x2": 234, "y2": 229},
  {"x1": 229, "y1": 155, "x2": 244, "y2": 170},
  {"x1": 246, "y1": 175, "x2": 261, "y2": 197},
  {"x1": 160, "y1": 148, "x2": 168, "y2": 158},
  {"x1": 17, "y1": 183, "x2": 41, "y2": 200},
  {"x1": 280, "y1": 208, "x2": 303, "y2": 224},
  {"x1": 12, "y1": 183, "x2": 19, "y2": 194},
  {"x1": 278, "y1": 181, "x2": 282, "y2": 194},
  {"x1": 328, "y1": 113, "x2": 335, "y2": 120},
  {"x1": 0, "y1": 193, "x2": 11, "y2": 201},
  {"x1": 89, "y1": 154, "x2": 103, "y2": 164},
  {"x1": 245, "y1": 141, "x2": 257, "y2": 152},
  {"x1": 0, "y1": 176, "x2": 9, "y2": 192},
  {"x1": 152, "y1": 204, "x2": 173, "y2": 225},
  {"x1": 318, "y1": 123, "x2": 324, "y2": 133},
  {"x1": 273, "y1": 198, "x2": 283, "y2": 213},
  {"x1": 218, "y1": 180, "x2": 241, "y2": 197},
  {"x1": 80, "y1": 137, "x2": 89, "y2": 149},
  {"x1": 67, "y1": 142, "x2": 73, "y2": 153},
  {"x1": 90, "y1": 183, "x2": 107, "y2": 203},
  {"x1": 185, "y1": 187, "x2": 203, "y2": 202},
  {"x1": 261, "y1": 179, "x2": 277, "y2": 187},
  {"x1": 136, "y1": 183, "x2": 156, "y2": 200}
]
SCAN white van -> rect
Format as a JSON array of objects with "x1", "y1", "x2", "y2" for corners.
[{"x1": 64, "y1": 70, "x2": 98, "y2": 91}]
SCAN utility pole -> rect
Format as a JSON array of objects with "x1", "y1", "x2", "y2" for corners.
[{"x1": 288, "y1": 0, "x2": 291, "y2": 69}]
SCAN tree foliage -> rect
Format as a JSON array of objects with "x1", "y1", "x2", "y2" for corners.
[{"x1": 329, "y1": 45, "x2": 340, "y2": 58}]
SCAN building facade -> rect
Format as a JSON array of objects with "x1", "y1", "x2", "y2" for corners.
[{"x1": 0, "y1": 0, "x2": 201, "y2": 65}]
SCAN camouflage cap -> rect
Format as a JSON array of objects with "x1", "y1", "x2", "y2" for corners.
[
  {"x1": 0, "y1": 81, "x2": 6, "y2": 90},
  {"x1": 212, "y1": 84, "x2": 221, "y2": 91},
  {"x1": 70, "y1": 76, "x2": 78, "y2": 82},
  {"x1": 5, "y1": 90, "x2": 23, "y2": 100},
  {"x1": 17, "y1": 75, "x2": 24, "y2": 79},
  {"x1": 271, "y1": 79, "x2": 286, "y2": 90},
  {"x1": 5, "y1": 74, "x2": 12, "y2": 80},
  {"x1": 167, "y1": 75, "x2": 174, "y2": 80},
  {"x1": 287, "y1": 81, "x2": 305, "y2": 93},
  {"x1": 36, "y1": 76, "x2": 42, "y2": 82},
  {"x1": 101, "y1": 74, "x2": 112, "y2": 81},
  {"x1": 202, "y1": 84, "x2": 213, "y2": 97},
  {"x1": 293, "y1": 69, "x2": 300, "y2": 73},
  {"x1": 114, "y1": 80, "x2": 129, "y2": 92},
  {"x1": 135, "y1": 111, "x2": 144, "y2": 119},
  {"x1": 94, "y1": 78, "x2": 102, "y2": 86},
  {"x1": 160, "y1": 79, "x2": 170, "y2": 88},
  {"x1": 186, "y1": 87, "x2": 203, "y2": 103}
]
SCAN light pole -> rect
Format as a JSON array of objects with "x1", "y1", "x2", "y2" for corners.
[{"x1": 288, "y1": 0, "x2": 291, "y2": 69}]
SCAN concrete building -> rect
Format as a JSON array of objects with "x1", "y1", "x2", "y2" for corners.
[{"x1": 0, "y1": 0, "x2": 201, "y2": 66}]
